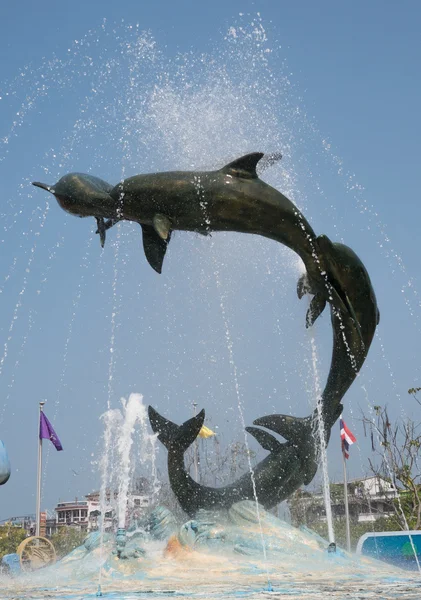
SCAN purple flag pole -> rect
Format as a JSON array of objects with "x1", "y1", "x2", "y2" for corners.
[{"x1": 36, "y1": 401, "x2": 46, "y2": 537}]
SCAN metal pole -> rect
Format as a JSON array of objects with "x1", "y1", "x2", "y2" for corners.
[
  {"x1": 36, "y1": 401, "x2": 45, "y2": 537},
  {"x1": 193, "y1": 401, "x2": 198, "y2": 482},
  {"x1": 342, "y1": 449, "x2": 351, "y2": 552}
]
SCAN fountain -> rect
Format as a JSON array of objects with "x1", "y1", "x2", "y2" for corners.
[{"x1": 0, "y1": 14, "x2": 420, "y2": 600}]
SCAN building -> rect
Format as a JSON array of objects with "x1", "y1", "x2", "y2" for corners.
[
  {"x1": 0, "y1": 513, "x2": 58, "y2": 537},
  {"x1": 291, "y1": 476, "x2": 399, "y2": 526},
  {"x1": 55, "y1": 499, "x2": 90, "y2": 531},
  {"x1": 54, "y1": 479, "x2": 152, "y2": 532},
  {"x1": 348, "y1": 476, "x2": 399, "y2": 522}
]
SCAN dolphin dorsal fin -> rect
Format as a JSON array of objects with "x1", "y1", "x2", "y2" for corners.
[
  {"x1": 245, "y1": 426, "x2": 282, "y2": 452},
  {"x1": 220, "y1": 152, "x2": 264, "y2": 179}
]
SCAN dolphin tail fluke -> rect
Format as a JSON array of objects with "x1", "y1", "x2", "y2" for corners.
[{"x1": 148, "y1": 406, "x2": 205, "y2": 452}]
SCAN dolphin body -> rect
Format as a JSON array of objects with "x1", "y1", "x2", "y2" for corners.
[
  {"x1": 32, "y1": 153, "x2": 356, "y2": 327},
  {"x1": 149, "y1": 238, "x2": 379, "y2": 516},
  {"x1": 148, "y1": 403, "x2": 342, "y2": 517}
]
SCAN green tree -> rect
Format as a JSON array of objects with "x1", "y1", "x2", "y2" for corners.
[
  {"x1": 50, "y1": 527, "x2": 86, "y2": 558},
  {"x1": 0, "y1": 525, "x2": 26, "y2": 560},
  {"x1": 360, "y1": 391, "x2": 421, "y2": 530}
]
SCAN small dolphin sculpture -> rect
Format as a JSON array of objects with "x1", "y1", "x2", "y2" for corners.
[
  {"x1": 148, "y1": 403, "x2": 342, "y2": 517},
  {"x1": 32, "y1": 153, "x2": 356, "y2": 327}
]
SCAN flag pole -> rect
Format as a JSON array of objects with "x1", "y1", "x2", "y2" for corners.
[
  {"x1": 193, "y1": 401, "x2": 199, "y2": 482},
  {"x1": 36, "y1": 401, "x2": 45, "y2": 537},
  {"x1": 342, "y1": 446, "x2": 351, "y2": 552}
]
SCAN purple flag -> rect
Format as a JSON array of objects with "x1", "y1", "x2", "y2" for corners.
[{"x1": 40, "y1": 412, "x2": 63, "y2": 451}]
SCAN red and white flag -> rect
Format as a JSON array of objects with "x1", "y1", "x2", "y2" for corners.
[{"x1": 340, "y1": 414, "x2": 356, "y2": 459}]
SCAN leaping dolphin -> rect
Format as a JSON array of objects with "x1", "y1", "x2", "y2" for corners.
[
  {"x1": 32, "y1": 153, "x2": 357, "y2": 328},
  {"x1": 148, "y1": 403, "x2": 342, "y2": 517}
]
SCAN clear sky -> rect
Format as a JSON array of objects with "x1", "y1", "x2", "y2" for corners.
[{"x1": 0, "y1": 1, "x2": 420, "y2": 519}]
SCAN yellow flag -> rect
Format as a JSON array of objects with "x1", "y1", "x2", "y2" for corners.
[{"x1": 198, "y1": 425, "x2": 216, "y2": 439}]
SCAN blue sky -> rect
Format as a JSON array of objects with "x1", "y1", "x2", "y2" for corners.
[{"x1": 0, "y1": 1, "x2": 420, "y2": 520}]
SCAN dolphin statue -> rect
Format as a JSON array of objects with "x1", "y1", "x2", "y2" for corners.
[
  {"x1": 32, "y1": 153, "x2": 357, "y2": 328},
  {"x1": 148, "y1": 403, "x2": 342, "y2": 517}
]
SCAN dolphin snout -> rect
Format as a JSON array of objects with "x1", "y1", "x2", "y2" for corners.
[{"x1": 32, "y1": 181, "x2": 54, "y2": 193}]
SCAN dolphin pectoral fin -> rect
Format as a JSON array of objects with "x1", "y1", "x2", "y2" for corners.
[
  {"x1": 220, "y1": 152, "x2": 264, "y2": 179},
  {"x1": 95, "y1": 217, "x2": 106, "y2": 248},
  {"x1": 141, "y1": 224, "x2": 171, "y2": 274},
  {"x1": 153, "y1": 214, "x2": 172, "y2": 240},
  {"x1": 306, "y1": 294, "x2": 327, "y2": 328},
  {"x1": 245, "y1": 427, "x2": 283, "y2": 452}
]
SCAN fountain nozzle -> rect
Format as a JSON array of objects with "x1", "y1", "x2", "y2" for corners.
[
  {"x1": 116, "y1": 527, "x2": 127, "y2": 558},
  {"x1": 327, "y1": 542, "x2": 337, "y2": 554}
]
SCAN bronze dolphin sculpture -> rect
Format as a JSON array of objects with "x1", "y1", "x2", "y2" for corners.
[
  {"x1": 148, "y1": 403, "x2": 342, "y2": 517},
  {"x1": 149, "y1": 238, "x2": 379, "y2": 515},
  {"x1": 32, "y1": 153, "x2": 357, "y2": 329}
]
